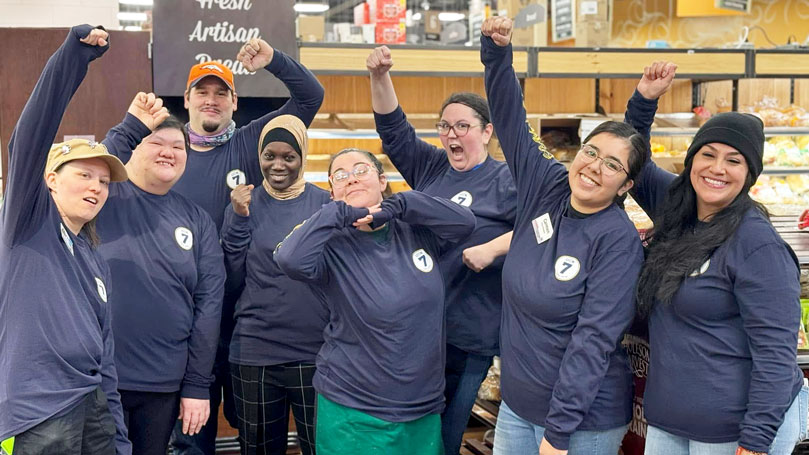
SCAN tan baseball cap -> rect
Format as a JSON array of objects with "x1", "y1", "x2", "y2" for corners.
[{"x1": 45, "y1": 139, "x2": 128, "y2": 182}]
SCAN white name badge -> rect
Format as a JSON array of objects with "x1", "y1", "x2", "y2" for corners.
[
  {"x1": 60, "y1": 223, "x2": 74, "y2": 256},
  {"x1": 412, "y1": 248, "x2": 434, "y2": 273},
  {"x1": 226, "y1": 169, "x2": 246, "y2": 189},
  {"x1": 95, "y1": 277, "x2": 108, "y2": 303},
  {"x1": 531, "y1": 213, "x2": 554, "y2": 244},
  {"x1": 450, "y1": 191, "x2": 473, "y2": 207},
  {"x1": 555, "y1": 255, "x2": 581, "y2": 281},
  {"x1": 175, "y1": 227, "x2": 194, "y2": 251},
  {"x1": 689, "y1": 259, "x2": 710, "y2": 277}
]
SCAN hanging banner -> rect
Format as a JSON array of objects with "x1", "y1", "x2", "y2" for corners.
[{"x1": 152, "y1": 0, "x2": 297, "y2": 97}]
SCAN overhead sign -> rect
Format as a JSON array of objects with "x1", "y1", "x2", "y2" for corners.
[{"x1": 152, "y1": 0, "x2": 297, "y2": 97}]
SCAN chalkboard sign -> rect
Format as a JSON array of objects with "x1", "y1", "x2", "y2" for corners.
[
  {"x1": 153, "y1": 0, "x2": 297, "y2": 97},
  {"x1": 551, "y1": 0, "x2": 574, "y2": 42}
]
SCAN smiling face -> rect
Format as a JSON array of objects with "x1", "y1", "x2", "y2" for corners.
[
  {"x1": 46, "y1": 157, "x2": 111, "y2": 234},
  {"x1": 329, "y1": 151, "x2": 387, "y2": 208},
  {"x1": 689, "y1": 142, "x2": 749, "y2": 220},
  {"x1": 261, "y1": 141, "x2": 302, "y2": 191},
  {"x1": 567, "y1": 132, "x2": 634, "y2": 214},
  {"x1": 439, "y1": 103, "x2": 493, "y2": 172},
  {"x1": 184, "y1": 77, "x2": 238, "y2": 135},
  {"x1": 128, "y1": 127, "x2": 188, "y2": 193}
]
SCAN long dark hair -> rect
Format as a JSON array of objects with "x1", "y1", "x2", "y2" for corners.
[
  {"x1": 582, "y1": 121, "x2": 648, "y2": 206},
  {"x1": 635, "y1": 160, "x2": 767, "y2": 315}
]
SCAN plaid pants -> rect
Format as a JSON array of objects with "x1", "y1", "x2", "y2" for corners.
[{"x1": 231, "y1": 363, "x2": 317, "y2": 455}]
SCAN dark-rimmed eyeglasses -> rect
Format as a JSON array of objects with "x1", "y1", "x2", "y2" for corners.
[
  {"x1": 578, "y1": 145, "x2": 627, "y2": 176},
  {"x1": 435, "y1": 121, "x2": 484, "y2": 137}
]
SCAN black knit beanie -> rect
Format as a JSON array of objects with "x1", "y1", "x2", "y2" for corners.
[{"x1": 684, "y1": 112, "x2": 765, "y2": 179}]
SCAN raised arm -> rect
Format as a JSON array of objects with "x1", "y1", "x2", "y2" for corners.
[
  {"x1": 238, "y1": 38, "x2": 324, "y2": 129},
  {"x1": 624, "y1": 61, "x2": 678, "y2": 219},
  {"x1": 543, "y1": 238, "x2": 643, "y2": 452},
  {"x1": 103, "y1": 92, "x2": 168, "y2": 163},
  {"x1": 368, "y1": 46, "x2": 448, "y2": 188},
  {"x1": 480, "y1": 18, "x2": 568, "y2": 202},
  {"x1": 274, "y1": 201, "x2": 370, "y2": 283},
  {"x1": 233, "y1": 38, "x2": 324, "y2": 185},
  {"x1": 220, "y1": 185, "x2": 255, "y2": 295},
  {"x1": 1, "y1": 25, "x2": 108, "y2": 247}
]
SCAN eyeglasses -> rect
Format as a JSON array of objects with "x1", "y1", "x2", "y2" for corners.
[
  {"x1": 435, "y1": 121, "x2": 484, "y2": 137},
  {"x1": 577, "y1": 145, "x2": 627, "y2": 176},
  {"x1": 329, "y1": 162, "x2": 378, "y2": 187}
]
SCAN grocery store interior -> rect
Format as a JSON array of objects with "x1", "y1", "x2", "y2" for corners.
[{"x1": 3, "y1": 0, "x2": 809, "y2": 454}]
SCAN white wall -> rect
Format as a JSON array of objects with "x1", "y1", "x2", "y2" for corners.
[{"x1": 0, "y1": 0, "x2": 120, "y2": 28}]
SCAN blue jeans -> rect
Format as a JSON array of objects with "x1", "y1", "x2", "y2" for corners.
[
  {"x1": 441, "y1": 344, "x2": 493, "y2": 455},
  {"x1": 645, "y1": 384, "x2": 809, "y2": 455},
  {"x1": 493, "y1": 400, "x2": 627, "y2": 455}
]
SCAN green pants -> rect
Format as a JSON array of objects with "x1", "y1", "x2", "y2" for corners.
[{"x1": 316, "y1": 395, "x2": 444, "y2": 455}]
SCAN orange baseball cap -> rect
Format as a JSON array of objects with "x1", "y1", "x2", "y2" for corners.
[{"x1": 186, "y1": 61, "x2": 235, "y2": 92}]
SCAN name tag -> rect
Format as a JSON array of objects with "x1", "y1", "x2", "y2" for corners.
[{"x1": 531, "y1": 213, "x2": 554, "y2": 244}]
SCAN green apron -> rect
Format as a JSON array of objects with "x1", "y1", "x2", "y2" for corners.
[{"x1": 316, "y1": 395, "x2": 444, "y2": 455}]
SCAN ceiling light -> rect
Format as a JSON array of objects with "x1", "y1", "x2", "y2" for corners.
[
  {"x1": 119, "y1": 0, "x2": 153, "y2": 5},
  {"x1": 293, "y1": 3, "x2": 329, "y2": 13},
  {"x1": 412, "y1": 12, "x2": 422, "y2": 20}
]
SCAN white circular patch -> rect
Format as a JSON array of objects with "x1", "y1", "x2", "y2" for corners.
[
  {"x1": 226, "y1": 169, "x2": 246, "y2": 190},
  {"x1": 554, "y1": 255, "x2": 581, "y2": 281},
  {"x1": 95, "y1": 277, "x2": 108, "y2": 303},
  {"x1": 450, "y1": 191, "x2": 473, "y2": 207},
  {"x1": 412, "y1": 248, "x2": 434, "y2": 273},
  {"x1": 689, "y1": 259, "x2": 710, "y2": 277},
  {"x1": 175, "y1": 227, "x2": 194, "y2": 251}
]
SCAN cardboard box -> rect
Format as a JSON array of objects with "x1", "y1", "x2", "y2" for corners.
[
  {"x1": 297, "y1": 15, "x2": 325, "y2": 43},
  {"x1": 424, "y1": 10, "x2": 441, "y2": 42},
  {"x1": 575, "y1": 19, "x2": 610, "y2": 47},
  {"x1": 354, "y1": 2, "x2": 369, "y2": 25},
  {"x1": 500, "y1": 0, "x2": 548, "y2": 47},
  {"x1": 368, "y1": 0, "x2": 406, "y2": 24},
  {"x1": 576, "y1": 0, "x2": 611, "y2": 22},
  {"x1": 375, "y1": 21, "x2": 406, "y2": 44}
]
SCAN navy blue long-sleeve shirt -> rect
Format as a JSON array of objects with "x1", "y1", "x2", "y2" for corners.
[
  {"x1": 275, "y1": 192, "x2": 476, "y2": 422},
  {"x1": 221, "y1": 183, "x2": 331, "y2": 366},
  {"x1": 625, "y1": 90, "x2": 804, "y2": 452},
  {"x1": 482, "y1": 36, "x2": 642, "y2": 450},
  {"x1": 374, "y1": 107, "x2": 516, "y2": 356},
  {"x1": 0, "y1": 25, "x2": 131, "y2": 455},
  {"x1": 104, "y1": 49, "x2": 325, "y2": 231},
  {"x1": 95, "y1": 181, "x2": 225, "y2": 399}
]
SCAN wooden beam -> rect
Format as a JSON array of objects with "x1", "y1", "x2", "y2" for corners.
[{"x1": 301, "y1": 45, "x2": 529, "y2": 75}]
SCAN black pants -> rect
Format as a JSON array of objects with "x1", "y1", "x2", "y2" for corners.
[
  {"x1": 231, "y1": 363, "x2": 317, "y2": 455},
  {"x1": 120, "y1": 389, "x2": 181, "y2": 455},
  {"x1": 14, "y1": 388, "x2": 115, "y2": 455}
]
